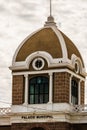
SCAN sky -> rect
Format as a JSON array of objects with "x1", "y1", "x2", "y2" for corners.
[{"x1": 0, "y1": 0, "x2": 87, "y2": 107}]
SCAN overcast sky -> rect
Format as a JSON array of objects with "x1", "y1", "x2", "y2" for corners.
[{"x1": 0, "y1": 0, "x2": 87, "y2": 107}]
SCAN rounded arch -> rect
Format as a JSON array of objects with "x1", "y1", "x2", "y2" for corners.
[
  {"x1": 28, "y1": 124, "x2": 50, "y2": 130},
  {"x1": 71, "y1": 54, "x2": 84, "y2": 74},
  {"x1": 26, "y1": 51, "x2": 53, "y2": 68}
]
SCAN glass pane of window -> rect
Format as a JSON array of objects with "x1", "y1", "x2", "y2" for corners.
[
  {"x1": 71, "y1": 80, "x2": 78, "y2": 105},
  {"x1": 29, "y1": 76, "x2": 49, "y2": 104},
  {"x1": 30, "y1": 95, "x2": 34, "y2": 104},
  {"x1": 40, "y1": 84, "x2": 43, "y2": 94},
  {"x1": 39, "y1": 94, "x2": 43, "y2": 103},
  {"x1": 35, "y1": 95, "x2": 38, "y2": 104},
  {"x1": 43, "y1": 77, "x2": 48, "y2": 83},
  {"x1": 30, "y1": 78, "x2": 36, "y2": 84},
  {"x1": 44, "y1": 94, "x2": 49, "y2": 103},
  {"x1": 45, "y1": 84, "x2": 49, "y2": 93},
  {"x1": 71, "y1": 96, "x2": 78, "y2": 105},
  {"x1": 35, "y1": 85, "x2": 39, "y2": 94},
  {"x1": 37, "y1": 77, "x2": 42, "y2": 84},
  {"x1": 30, "y1": 85, "x2": 34, "y2": 94}
]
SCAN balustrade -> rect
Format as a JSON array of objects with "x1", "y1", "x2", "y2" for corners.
[{"x1": 0, "y1": 108, "x2": 11, "y2": 115}]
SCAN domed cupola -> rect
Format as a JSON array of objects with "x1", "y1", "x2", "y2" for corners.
[
  {"x1": 10, "y1": 16, "x2": 86, "y2": 77},
  {"x1": 10, "y1": 15, "x2": 86, "y2": 114}
]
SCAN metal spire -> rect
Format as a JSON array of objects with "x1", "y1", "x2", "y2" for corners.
[
  {"x1": 50, "y1": 0, "x2": 52, "y2": 16},
  {"x1": 44, "y1": 0, "x2": 56, "y2": 27}
]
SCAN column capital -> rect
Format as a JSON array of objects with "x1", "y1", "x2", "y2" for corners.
[
  {"x1": 79, "y1": 79, "x2": 82, "y2": 83},
  {"x1": 49, "y1": 72, "x2": 53, "y2": 76},
  {"x1": 70, "y1": 74, "x2": 73, "y2": 78},
  {"x1": 24, "y1": 74, "x2": 28, "y2": 78}
]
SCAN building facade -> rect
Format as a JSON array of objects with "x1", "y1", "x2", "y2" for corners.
[{"x1": 0, "y1": 15, "x2": 87, "y2": 130}]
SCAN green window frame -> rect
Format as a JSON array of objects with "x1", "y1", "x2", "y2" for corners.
[
  {"x1": 28, "y1": 76, "x2": 49, "y2": 104},
  {"x1": 71, "y1": 79, "x2": 78, "y2": 105}
]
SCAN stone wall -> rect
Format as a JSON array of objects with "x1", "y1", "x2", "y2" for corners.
[
  {"x1": 11, "y1": 122, "x2": 71, "y2": 130},
  {"x1": 72, "y1": 124, "x2": 87, "y2": 130},
  {"x1": 53, "y1": 72, "x2": 70, "y2": 103},
  {"x1": 81, "y1": 81, "x2": 85, "y2": 104},
  {"x1": 12, "y1": 72, "x2": 85, "y2": 105},
  {"x1": 1, "y1": 122, "x2": 87, "y2": 130},
  {"x1": 12, "y1": 75, "x2": 24, "y2": 105},
  {"x1": 0, "y1": 126, "x2": 11, "y2": 130}
]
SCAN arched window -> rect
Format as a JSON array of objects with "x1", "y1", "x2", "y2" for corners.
[
  {"x1": 28, "y1": 76, "x2": 49, "y2": 104},
  {"x1": 71, "y1": 79, "x2": 78, "y2": 105}
]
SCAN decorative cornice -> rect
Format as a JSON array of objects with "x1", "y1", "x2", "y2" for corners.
[{"x1": 12, "y1": 68, "x2": 85, "y2": 81}]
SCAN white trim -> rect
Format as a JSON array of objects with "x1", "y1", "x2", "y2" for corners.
[
  {"x1": 2, "y1": 108, "x2": 87, "y2": 124},
  {"x1": 24, "y1": 74, "x2": 28, "y2": 105},
  {"x1": 10, "y1": 111, "x2": 87, "y2": 124},
  {"x1": 71, "y1": 54, "x2": 86, "y2": 76},
  {"x1": 12, "y1": 68, "x2": 85, "y2": 81},
  {"x1": 10, "y1": 59, "x2": 72, "y2": 70},
  {"x1": 10, "y1": 51, "x2": 69, "y2": 70},
  {"x1": 48, "y1": 72, "x2": 53, "y2": 103},
  {"x1": 10, "y1": 52, "x2": 86, "y2": 77},
  {"x1": 69, "y1": 75, "x2": 73, "y2": 104},
  {"x1": 12, "y1": 27, "x2": 44, "y2": 65},
  {"x1": 74, "y1": 61, "x2": 79, "y2": 74},
  {"x1": 70, "y1": 77, "x2": 81, "y2": 105},
  {"x1": 30, "y1": 51, "x2": 49, "y2": 67},
  {"x1": 69, "y1": 76, "x2": 82, "y2": 105},
  {"x1": 26, "y1": 51, "x2": 60, "y2": 67},
  {"x1": 71, "y1": 54, "x2": 85, "y2": 73},
  {"x1": 11, "y1": 103, "x2": 72, "y2": 113},
  {"x1": 78, "y1": 80, "x2": 81, "y2": 105},
  {"x1": 51, "y1": 26, "x2": 68, "y2": 60}
]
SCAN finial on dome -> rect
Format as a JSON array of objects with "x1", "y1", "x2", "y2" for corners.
[{"x1": 44, "y1": 0, "x2": 56, "y2": 27}]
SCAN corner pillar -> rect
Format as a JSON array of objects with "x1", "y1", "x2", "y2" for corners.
[{"x1": 48, "y1": 72, "x2": 53, "y2": 103}]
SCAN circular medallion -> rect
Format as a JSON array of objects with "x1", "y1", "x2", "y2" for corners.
[{"x1": 32, "y1": 58, "x2": 45, "y2": 70}]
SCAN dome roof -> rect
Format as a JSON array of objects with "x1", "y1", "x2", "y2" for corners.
[
  {"x1": 16, "y1": 27, "x2": 62, "y2": 61},
  {"x1": 15, "y1": 27, "x2": 83, "y2": 65},
  {"x1": 10, "y1": 16, "x2": 86, "y2": 76}
]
